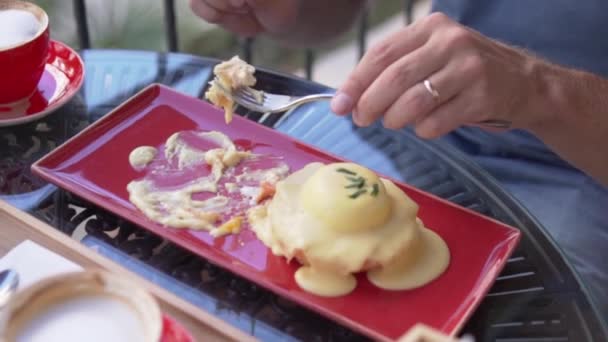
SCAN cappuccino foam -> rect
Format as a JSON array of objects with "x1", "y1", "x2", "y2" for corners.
[
  {"x1": 13, "y1": 295, "x2": 147, "y2": 342},
  {"x1": 0, "y1": 9, "x2": 40, "y2": 49}
]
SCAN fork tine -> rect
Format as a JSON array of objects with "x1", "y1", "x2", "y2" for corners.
[
  {"x1": 240, "y1": 86, "x2": 264, "y2": 99},
  {"x1": 212, "y1": 81, "x2": 260, "y2": 107},
  {"x1": 210, "y1": 78, "x2": 331, "y2": 113},
  {"x1": 231, "y1": 90, "x2": 268, "y2": 112},
  {"x1": 234, "y1": 87, "x2": 263, "y2": 104},
  {"x1": 263, "y1": 94, "x2": 292, "y2": 108}
]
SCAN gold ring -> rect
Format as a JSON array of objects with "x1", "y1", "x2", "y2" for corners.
[{"x1": 423, "y1": 79, "x2": 440, "y2": 99}]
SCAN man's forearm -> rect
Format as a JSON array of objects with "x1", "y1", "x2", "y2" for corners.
[
  {"x1": 266, "y1": 0, "x2": 368, "y2": 47},
  {"x1": 528, "y1": 63, "x2": 608, "y2": 186}
]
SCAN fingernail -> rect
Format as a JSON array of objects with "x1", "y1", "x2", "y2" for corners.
[
  {"x1": 331, "y1": 92, "x2": 354, "y2": 115},
  {"x1": 352, "y1": 108, "x2": 363, "y2": 125}
]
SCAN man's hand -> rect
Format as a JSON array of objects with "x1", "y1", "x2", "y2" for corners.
[
  {"x1": 190, "y1": 0, "x2": 366, "y2": 47},
  {"x1": 331, "y1": 12, "x2": 608, "y2": 185},
  {"x1": 189, "y1": 0, "x2": 299, "y2": 37},
  {"x1": 331, "y1": 13, "x2": 549, "y2": 138}
]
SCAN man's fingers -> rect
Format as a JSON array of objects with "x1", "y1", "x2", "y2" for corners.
[
  {"x1": 190, "y1": 0, "x2": 223, "y2": 23},
  {"x1": 220, "y1": 13, "x2": 263, "y2": 36},
  {"x1": 244, "y1": 0, "x2": 298, "y2": 33},
  {"x1": 414, "y1": 92, "x2": 477, "y2": 139},
  {"x1": 331, "y1": 12, "x2": 450, "y2": 115},
  {"x1": 244, "y1": 0, "x2": 271, "y2": 9},
  {"x1": 380, "y1": 53, "x2": 476, "y2": 129},
  {"x1": 354, "y1": 40, "x2": 447, "y2": 126},
  {"x1": 190, "y1": 0, "x2": 260, "y2": 35},
  {"x1": 331, "y1": 27, "x2": 424, "y2": 115},
  {"x1": 204, "y1": 0, "x2": 240, "y2": 12},
  {"x1": 380, "y1": 82, "x2": 442, "y2": 130}
]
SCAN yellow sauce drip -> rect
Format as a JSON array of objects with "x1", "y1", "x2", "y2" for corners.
[
  {"x1": 294, "y1": 266, "x2": 357, "y2": 297},
  {"x1": 367, "y1": 227, "x2": 450, "y2": 290}
]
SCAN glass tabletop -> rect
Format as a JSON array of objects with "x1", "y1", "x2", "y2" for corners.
[{"x1": 1, "y1": 49, "x2": 606, "y2": 341}]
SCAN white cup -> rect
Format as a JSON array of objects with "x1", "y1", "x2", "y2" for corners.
[{"x1": 3, "y1": 270, "x2": 163, "y2": 342}]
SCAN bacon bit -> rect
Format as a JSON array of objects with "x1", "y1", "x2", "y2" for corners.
[
  {"x1": 194, "y1": 211, "x2": 220, "y2": 223},
  {"x1": 255, "y1": 181, "x2": 276, "y2": 203},
  {"x1": 210, "y1": 216, "x2": 243, "y2": 237}
]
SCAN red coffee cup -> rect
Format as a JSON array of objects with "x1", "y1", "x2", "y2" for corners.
[{"x1": 0, "y1": 1, "x2": 50, "y2": 104}]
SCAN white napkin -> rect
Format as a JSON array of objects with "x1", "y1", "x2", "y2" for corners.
[{"x1": 0, "y1": 240, "x2": 82, "y2": 289}]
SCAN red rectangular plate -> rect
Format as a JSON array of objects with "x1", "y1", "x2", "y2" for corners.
[{"x1": 32, "y1": 84, "x2": 521, "y2": 341}]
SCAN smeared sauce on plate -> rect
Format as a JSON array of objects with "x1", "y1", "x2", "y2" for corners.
[{"x1": 127, "y1": 130, "x2": 288, "y2": 237}]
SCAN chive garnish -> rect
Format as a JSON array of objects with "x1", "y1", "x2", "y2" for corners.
[
  {"x1": 337, "y1": 168, "x2": 378, "y2": 199},
  {"x1": 336, "y1": 168, "x2": 357, "y2": 175},
  {"x1": 371, "y1": 183, "x2": 379, "y2": 197},
  {"x1": 349, "y1": 189, "x2": 367, "y2": 199}
]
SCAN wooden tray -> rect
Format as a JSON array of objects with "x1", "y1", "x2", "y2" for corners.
[{"x1": 0, "y1": 199, "x2": 256, "y2": 342}]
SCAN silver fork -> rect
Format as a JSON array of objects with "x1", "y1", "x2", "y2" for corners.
[
  {"x1": 216, "y1": 82, "x2": 333, "y2": 114},
  {"x1": 218, "y1": 84, "x2": 511, "y2": 129}
]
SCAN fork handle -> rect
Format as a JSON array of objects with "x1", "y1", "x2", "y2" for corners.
[{"x1": 292, "y1": 93, "x2": 334, "y2": 104}]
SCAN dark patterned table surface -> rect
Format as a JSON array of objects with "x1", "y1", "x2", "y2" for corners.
[{"x1": 1, "y1": 50, "x2": 606, "y2": 341}]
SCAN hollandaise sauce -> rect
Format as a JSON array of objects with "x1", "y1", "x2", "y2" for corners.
[
  {"x1": 367, "y1": 227, "x2": 450, "y2": 290},
  {"x1": 294, "y1": 267, "x2": 357, "y2": 297},
  {"x1": 249, "y1": 161, "x2": 451, "y2": 297}
]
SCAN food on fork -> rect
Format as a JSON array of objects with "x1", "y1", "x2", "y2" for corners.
[
  {"x1": 205, "y1": 56, "x2": 257, "y2": 124},
  {"x1": 248, "y1": 162, "x2": 450, "y2": 297}
]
